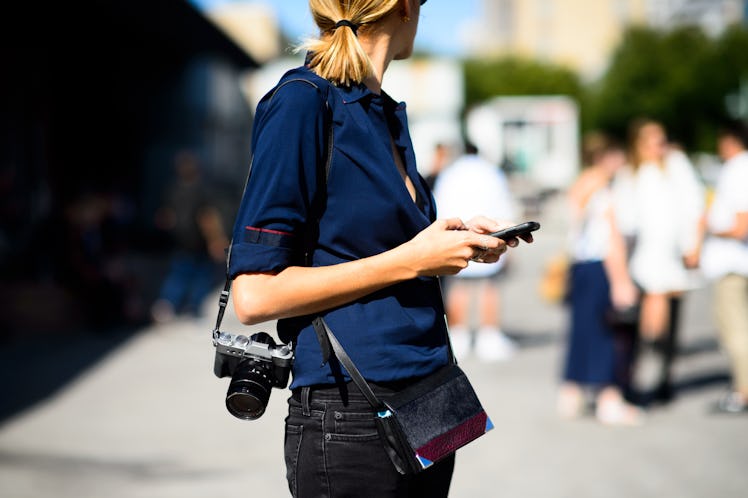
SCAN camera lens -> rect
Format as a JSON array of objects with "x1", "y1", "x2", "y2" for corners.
[{"x1": 225, "y1": 359, "x2": 272, "y2": 420}]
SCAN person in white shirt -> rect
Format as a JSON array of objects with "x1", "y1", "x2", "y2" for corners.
[
  {"x1": 700, "y1": 120, "x2": 748, "y2": 414},
  {"x1": 432, "y1": 142, "x2": 517, "y2": 361},
  {"x1": 613, "y1": 119, "x2": 705, "y2": 403}
]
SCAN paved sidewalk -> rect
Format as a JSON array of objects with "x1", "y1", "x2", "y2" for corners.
[{"x1": 1, "y1": 197, "x2": 746, "y2": 498}]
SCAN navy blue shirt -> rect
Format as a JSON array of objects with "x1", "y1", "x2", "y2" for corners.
[{"x1": 229, "y1": 66, "x2": 449, "y2": 388}]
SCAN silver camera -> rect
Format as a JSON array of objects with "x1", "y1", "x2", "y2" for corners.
[{"x1": 213, "y1": 331, "x2": 293, "y2": 420}]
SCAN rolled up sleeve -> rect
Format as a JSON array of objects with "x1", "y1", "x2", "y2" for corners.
[{"x1": 228, "y1": 80, "x2": 327, "y2": 278}]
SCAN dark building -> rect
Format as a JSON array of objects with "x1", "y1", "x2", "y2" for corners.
[{"x1": 1, "y1": 0, "x2": 258, "y2": 335}]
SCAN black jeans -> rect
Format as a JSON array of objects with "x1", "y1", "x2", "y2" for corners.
[{"x1": 284, "y1": 382, "x2": 455, "y2": 498}]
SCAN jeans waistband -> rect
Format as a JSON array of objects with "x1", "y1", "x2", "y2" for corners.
[
  {"x1": 292, "y1": 378, "x2": 418, "y2": 402},
  {"x1": 290, "y1": 376, "x2": 425, "y2": 415}
]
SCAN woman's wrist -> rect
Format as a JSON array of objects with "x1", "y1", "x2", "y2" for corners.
[{"x1": 383, "y1": 242, "x2": 422, "y2": 281}]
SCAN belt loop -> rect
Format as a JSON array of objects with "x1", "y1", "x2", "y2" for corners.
[{"x1": 301, "y1": 386, "x2": 311, "y2": 416}]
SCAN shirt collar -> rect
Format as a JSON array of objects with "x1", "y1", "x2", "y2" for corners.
[
  {"x1": 339, "y1": 82, "x2": 374, "y2": 104},
  {"x1": 301, "y1": 57, "x2": 406, "y2": 110},
  {"x1": 339, "y1": 82, "x2": 406, "y2": 111}
]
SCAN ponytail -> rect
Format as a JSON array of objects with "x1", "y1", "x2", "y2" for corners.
[{"x1": 299, "y1": 0, "x2": 400, "y2": 86}]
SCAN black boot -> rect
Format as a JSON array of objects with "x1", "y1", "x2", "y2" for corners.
[{"x1": 651, "y1": 297, "x2": 682, "y2": 404}]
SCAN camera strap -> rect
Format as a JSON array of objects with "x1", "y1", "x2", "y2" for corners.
[
  {"x1": 213, "y1": 76, "x2": 334, "y2": 345},
  {"x1": 212, "y1": 279, "x2": 232, "y2": 341}
]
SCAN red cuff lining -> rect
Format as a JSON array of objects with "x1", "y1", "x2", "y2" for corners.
[{"x1": 245, "y1": 226, "x2": 293, "y2": 237}]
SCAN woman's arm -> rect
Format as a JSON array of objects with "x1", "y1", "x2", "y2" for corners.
[
  {"x1": 232, "y1": 218, "x2": 508, "y2": 324},
  {"x1": 711, "y1": 211, "x2": 748, "y2": 240},
  {"x1": 603, "y1": 204, "x2": 639, "y2": 309}
]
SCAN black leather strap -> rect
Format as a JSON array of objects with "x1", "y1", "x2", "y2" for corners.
[
  {"x1": 312, "y1": 317, "x2": 384, "y2": 410},
  {"x1": 312, "y1": 316, "x2": 333, "y2": 366},
  {"x1": 212, "y1": 278, "x2": 232, "y2": 341},
  {"x1": 310, "y1": 281, "x2": 456, "y2": 412}
]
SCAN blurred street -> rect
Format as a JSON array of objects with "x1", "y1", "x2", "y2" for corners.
[{"x1": 0, "y1": 193, "x2": 746, "y2": 498}]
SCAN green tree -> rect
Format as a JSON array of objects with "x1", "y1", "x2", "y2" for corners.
[
  {"x1": 463, "y1": 57, "x2": 583, "y2": 110},
  {"x1": 587, "y1": 25, "x2": 748, "y2": 151},
  {"x1": 461, "y1": 25, "x2": 748, "y2": 152},
  {"x1": 713, "y1": 25, "x2": 748, "y2": 120}
]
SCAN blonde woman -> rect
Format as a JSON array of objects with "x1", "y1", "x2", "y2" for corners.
[
  {"x1": 613, "y1": 119, "x2": 705, "y2": 403},
  {"x1": 228, "y1": 1, "x2": 528, "y2": 496}
]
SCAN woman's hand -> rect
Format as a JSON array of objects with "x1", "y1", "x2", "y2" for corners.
[
  {"x1": 465, "y1": 216, "x2": 534, "y2": 262},
  {"x1": 610, "y1": 279, "x2": 639, "y2": 310},
  {"x1": 682, "y1": 248, "x2": 701, "y2": 270},
  {"x1": 400, "y1": 218, "x2": 508, "y2": 276},
  {"x1": 466, "y1": 216, "x2": 535, "y2": 244}
]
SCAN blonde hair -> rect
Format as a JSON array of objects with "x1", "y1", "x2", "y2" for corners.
[
  {"x1": 627, "y1": 118, "x2": 666, "y2": 171},
  {"x1": 299, "y1": 0, "x2": 400, "y2": 86}
]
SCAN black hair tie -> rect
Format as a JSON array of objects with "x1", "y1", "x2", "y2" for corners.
[{"x1": 335, "y1": 19, "x2": 359, "y2": 35}]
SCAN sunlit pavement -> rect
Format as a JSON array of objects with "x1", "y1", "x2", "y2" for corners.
[{"x1": 1, "y1": 193, "x2": 746, "y2": 498}]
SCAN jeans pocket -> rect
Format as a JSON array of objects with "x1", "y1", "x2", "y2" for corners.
[
  {"x1": 329, "y1": 410, "x2": 379, "y2": 442},
  {"x1": 284, "y1": 424, "x2": 303, "y2": 498},
  {"x1": 324, "y1": 410, "x2": 398, "y2": 495}
]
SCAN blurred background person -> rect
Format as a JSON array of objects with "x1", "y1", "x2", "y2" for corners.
[
  {"x1": 557, "y1": 133, "x2": 642, "y2": 425},
  {"x1": 700, "y1": 119, "x2": 748, "y2": 414},
  {"x1": 151, "y1": 150, "x2": 228, "y2": 322},
  {"x1": 432, "y1": 141, "x2": 517, "y2": 361},
  {"x1": 613, "y1": 119, "x2": 705, "y2": 404}
]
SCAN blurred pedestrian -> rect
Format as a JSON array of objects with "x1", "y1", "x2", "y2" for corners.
[
  {"x1": 557, "y1": 133, "x2": 642, "y2": 425},
  {"x1": 700, "y1": 119, "x2": 748, "y2": 414},
  {"x1": 432, "y1": 141, "x2": 518, "y2": 361},
  {"x1": 151, "y1": 150, "x2": 228, "y2": 322},
  {"x1": 612, "y1": 119, "x2": 705, "y2": 403}
]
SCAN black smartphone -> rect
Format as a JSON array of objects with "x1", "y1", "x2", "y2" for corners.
[{"x1": 489, "y1": 221, "x2": 540, "y2": 241}]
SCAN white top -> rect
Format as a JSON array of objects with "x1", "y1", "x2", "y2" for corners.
[
  {"x1": 612, "y1": 150, "x2": 705, "y2": 292},
  {"x1": 432, "y1": 153, "x2": 516, "y2": 278},
  {"x1": 701, "y1": 151, "x2": 748, "y2": 279},
  {"x1": 569, "y1": 188, "x2": 613, "y2": 263}
]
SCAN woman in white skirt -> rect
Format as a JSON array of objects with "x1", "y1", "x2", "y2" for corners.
[{"x1": 612, "y1": 119, "x2": 705, "y2": 403}]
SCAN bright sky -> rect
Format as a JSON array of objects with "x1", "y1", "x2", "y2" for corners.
[{"x1": 190, "y1": 0, "x2": 480, "y2": 56}]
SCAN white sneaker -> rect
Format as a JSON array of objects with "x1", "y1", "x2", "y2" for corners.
[
  {"x1": 596, "y1": 400, "x2": 645, "y2": 426},
  {"x1": 475, "y1": 329, "x2": 517, "y2": 362},
  {"x1": 448, "y1": 327, "x2": 472, "y2": 361}
]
